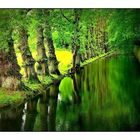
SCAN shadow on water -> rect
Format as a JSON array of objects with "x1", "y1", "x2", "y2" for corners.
[
  {"x1": 1, "y1": 54, "x2": 140, "y2": 131},
  {"x1": 0, "y1": 104, "x2": 24, "y2": 131},
  {"x1": 0, "y1": 82, "x2": 60, "y2": 131}
]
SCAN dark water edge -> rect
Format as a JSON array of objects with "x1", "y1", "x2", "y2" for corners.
[{"x1": 0, "y1": 54, "x2": 140, "y2": 131}]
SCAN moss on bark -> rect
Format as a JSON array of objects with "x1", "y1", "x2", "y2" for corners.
[
  {"x1": 18, "y1": 27, "x2": 39, "y2": 82},
  {"x1": 0, "y1": 35, "x2": 22, "y2": 90},
  {"x1": 44, "y1": 10, "x2": 60, "y2": 75},
  {"x1": 36, "y1": 25, "x2": 49, "y2": 76}
]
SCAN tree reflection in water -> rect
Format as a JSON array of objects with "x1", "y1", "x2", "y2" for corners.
[{"x1": 1, "y1": 55, "x2": 140, "y2": 131}]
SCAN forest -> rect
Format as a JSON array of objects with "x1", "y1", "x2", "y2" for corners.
[{"x1": 0, "y1": 9, "x2": 140, "y2": 131}]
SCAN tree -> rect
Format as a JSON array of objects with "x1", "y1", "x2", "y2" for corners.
[
  {"x1": 107, "y1": 9, "x2": 140, "y2": 50},
  {"x1": 15, "y1": 10, "x2": 39, "y2": 82},
  {"x1": 29, "y1": 9, "x2": 49, "y2": 76},
  {"x1": 2, "y1": 9, "x2": 137, "y2": 91},
  {"x1": 36, "y1": 25, "x2": 49, "y2": 76},
  {"x1": 0, "y1": 10, "x2": 22, "y2": 90},
  {"x1": 43, "y1": 9, "x2": 60, "y2": 75},
  {"x1": 72, "y1": 9, "x2": 81, "y2": 69}
]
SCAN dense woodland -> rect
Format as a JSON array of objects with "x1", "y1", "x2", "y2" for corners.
[{"x1": 0, "y1": 9, "x2": 140, "y2": 91}]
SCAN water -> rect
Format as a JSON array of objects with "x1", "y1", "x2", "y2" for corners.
[{"x1": 0, "y1": 54, "x2": 140, "y2": 131}]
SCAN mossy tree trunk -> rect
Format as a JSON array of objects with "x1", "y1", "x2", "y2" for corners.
[
  {"x1": 95, "y1": 20, "x2": 101, "y2": 55},
  {"x1": 104, "y1": 31, "x2": 108, "y2": 53},
  {"x1": 36, "y1": 25, "x2": 49, "y2": 76},
  {"x1": 0, "y1": 34, "x2": 22, "y2": 90},
  {"x1": 96, "y1": 18, "x2": 108, "y2": 54},
  {"x1": 98, "y1": 20, "x2": 103, "y2": 53},
  {"x1": 80, "y1": 53, "x2": 86, "y2": 62},
  {"x1": 102, "y1": 18, "x2": 108, "y2": 53},
  {"x1": 18, "y1": 27, "x2": 39, "y2": 82},
  {"x1": 85, "y1": 26, "x2": 95, "y2": 59},
  {"x1": 87, "y1": 28, "x2": 93, "y2": 59},
  {"x1": 85, "y1": 27, "x2": 90, "y2": 59},
  {"x1": 44, "y1": 10, "x2": 60, "y2": 75},
  {"x1": 72, "y1": 9, "x2": 81, "y2": 69},
  {"x1": 100, "y1": 19, "x2": 105, "y2": 53},
  {"x1": 89, "y1": 25, "x2": 95, "y2": 57}
]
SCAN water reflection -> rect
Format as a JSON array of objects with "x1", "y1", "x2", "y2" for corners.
[
  {"x1": 33, "y1": 93, "x2": 49, "y2": 131},
  {"x1": 0, "y1": 83, "x2": 59, "y2": 131},
  {"x1": 48, "y1": 85, "x2": 59, "y2": 131},
  {"x1": 24, "y1": 98, "x2": 38, "y2": 131},
  {"x1": 0, "y1": 105, "x2": 24, "y2": 131},
  {"x1": 36, "y1": 93, "x2": 49, "y2": 131},
  {"x1": 57, "y1": 55, "x2": 140, "y2": 131},
  {"x1": 0, "y1": 55, "x2": 140, "y2": 131}
]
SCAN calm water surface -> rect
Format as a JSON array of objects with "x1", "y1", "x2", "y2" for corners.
[{"x1": 0, "y1": 54, "x2": 140, "y2": 131}]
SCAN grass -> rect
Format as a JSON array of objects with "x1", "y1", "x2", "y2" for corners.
[{"x1": 0, "y1": 88, "x2": 26, "y2": 108}]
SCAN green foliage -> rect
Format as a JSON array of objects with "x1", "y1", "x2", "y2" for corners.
[
  {"x1": 59, "y1": 77, "x2": 74, "y2": 102},
  {"x1": 107, "y1": 9, "x2": 140, "y2": 49},
  {"x1": 0, "y1": 88, "x2": 25, "y2": 107},
  {"x1": 1, "y1": 9, "x2": 140, "y2": 54},
  {"x1": 0, "y1": 10, "x2": 12, "y2": 51}
]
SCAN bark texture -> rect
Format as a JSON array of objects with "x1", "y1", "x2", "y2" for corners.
[
  {"x1": 0, "y1": 37, "x2": 22, "y2": 90},
  {"x1": 18, "y1": 27, "x2": 39, "y2": 82},
  {"x1": 89, "y1": 26, "x2": 95, "y2": 57},
  {"x1": 44, "y1": 10, "x2": 60, "y2": 75},
  {"x1": 72, "y1": 9, "x2": 81, "y2": 69},
  {"x1": 36, "y1": 25, "x2": 49, "y2": 76}
]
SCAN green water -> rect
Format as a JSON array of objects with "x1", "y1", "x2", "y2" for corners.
[{"x1": 0, "y1": 54, "x2": 140, "y2": 131}]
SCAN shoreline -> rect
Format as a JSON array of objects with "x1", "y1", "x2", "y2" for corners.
[{"x1": 0, "y1": 51, "x2": 116, "y2": 110}]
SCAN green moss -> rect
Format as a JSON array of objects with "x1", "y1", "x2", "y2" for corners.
[
  {"x1": 0, "y1": 88, "x2": 26, "y2": 108},
  {"x1": 38, "y1": 75, "x2": 53, "y2": 84}
]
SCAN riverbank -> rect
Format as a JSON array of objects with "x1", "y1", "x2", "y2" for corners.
[
  {"x1": 0, "y1": 50, "x2": 116, "y2": 109},
  {"x1": 81, "y1": 50, "x2": 116, "y2": 67}
]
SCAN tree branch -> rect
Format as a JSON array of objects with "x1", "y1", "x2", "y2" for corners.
[{"x1": 60, "y1": 9, "x2": 72, "y2": 23}]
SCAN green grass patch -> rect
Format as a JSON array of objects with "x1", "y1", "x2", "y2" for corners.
[{"x1": 0, "y1": 88, "x2": 26, "y2": 108}]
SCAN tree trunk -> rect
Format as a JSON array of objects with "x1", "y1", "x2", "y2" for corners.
[
  {"x1": 87, "y1": 29, "x2": 93, "y2": 59},
  {"x1": 44, "y1": 10, "x2": 60, "y2": 75},
  {"x1": 36, "y1": 25, "x2": 49, "y2": 76},
  {"x1": 72, "y1": 9, "x2": 81, "y2": 69},
  {"x1": 95, "y1": 24, "x2": 100, "y2": 55},
  {"x1": 80, "y1": 53, "x2": 85, "y2": 62},
  {"x1": 104, "y1": 31, "x2": 108, "y2": 53},
  {"x1": 89, "y1": 26, "x2": 95, "y2": 57},
  {"x1": 85, "y1": 28, "x2": 90, "y2": 59},
  {"x1": 18, "y1": 27, "x2": 39, "y2": 82},
  {"x1": 0, "y1": 36, "x2": 22, "y2": 90}
]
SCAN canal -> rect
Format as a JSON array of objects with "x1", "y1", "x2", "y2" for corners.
[{"x1": 0, "y1": 54, "x2": 140, "y2": 131}]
